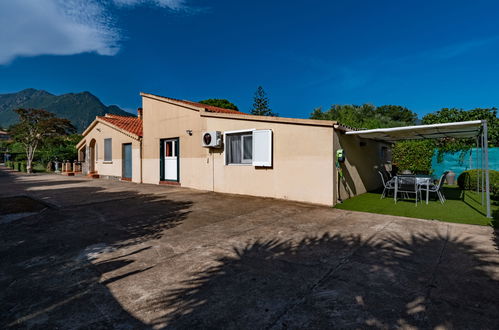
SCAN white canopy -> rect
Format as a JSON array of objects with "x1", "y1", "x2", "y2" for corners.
[
  {"x1": 345, "y1": 120, "x2": 483, "y2": 142},
  {"x1": 345, "y1": 120, "x2": 491, "y2": 218}
]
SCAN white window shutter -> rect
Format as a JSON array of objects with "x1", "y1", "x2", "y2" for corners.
[{"x1": 252, "y1": 129, "x2": 272, "y2": 167}]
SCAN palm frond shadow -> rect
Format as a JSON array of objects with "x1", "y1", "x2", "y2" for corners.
[{"x1": 147, "y1": 232, "x2": 499, "y2": 329}]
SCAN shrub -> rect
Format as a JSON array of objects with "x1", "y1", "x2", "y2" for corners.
[
  {"x1": 493, "y1": 183, "x2": 499, "y2": 201},
  {"x1": 457, "y1": 169, "x2": 499, "y2": 196},
  {"x1": 392, "y1": 140, "x2": 436, "y2": 174}
]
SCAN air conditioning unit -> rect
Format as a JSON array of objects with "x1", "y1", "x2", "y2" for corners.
[{"x1": 202, "y1": 131, "x2": 222, "y2": 148}]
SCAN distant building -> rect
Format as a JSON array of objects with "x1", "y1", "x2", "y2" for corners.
[{"x1": 0, "y1": 130, "x2": 10, "y2": 141}]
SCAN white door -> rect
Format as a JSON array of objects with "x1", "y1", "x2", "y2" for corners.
[{"x1": 164, "y1": 139, "x2": 178, "y2": 181}]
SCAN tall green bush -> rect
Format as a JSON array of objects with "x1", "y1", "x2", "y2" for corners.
[
  {"x1": 392, "y1": 140, "x2": 436, "y2": 174},
  {"x1": 457, "y1": 169, "x2": 499, "y2": 191}
]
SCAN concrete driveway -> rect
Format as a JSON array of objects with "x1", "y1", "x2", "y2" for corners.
[{"x1": 1, "y1": 167, "x2": 498, "y2": 329}]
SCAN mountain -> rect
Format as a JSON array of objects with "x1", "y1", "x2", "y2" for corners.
[{"x1": 0, "y1": 88, "x2": 133, "y2": 132}]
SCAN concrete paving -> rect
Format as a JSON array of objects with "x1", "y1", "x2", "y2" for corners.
[{"x1": 0, "y1": 167, "x2": 498, "y2": 329}]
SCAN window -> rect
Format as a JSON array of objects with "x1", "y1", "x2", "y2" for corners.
[
  {"x1": 225, "y1": 129, "x2": 272, "y2": 167},
  {"x1": 164, "y1": 140, "x2": 178, "y2": 157},
  {"x1": 381, "y1": 146, "x2": 391, "y2": 164},
  {"x1": 226, "y1": 133, "x2": 252, "y2": 164},
  {"x1": 104, "y1": 138, "x2": 112, "y2": 162}
]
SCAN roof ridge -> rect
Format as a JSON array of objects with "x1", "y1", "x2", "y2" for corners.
[
  {"x1": 142, "y1": 93, "x2": 249, "y2": 115},
  {"x1": 104, "y1": 113, "x2": 137, "y2": 118}
]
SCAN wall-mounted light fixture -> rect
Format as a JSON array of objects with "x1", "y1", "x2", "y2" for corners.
[
  {"x1": 96, "y1": 128, "x2": 101, "y2": 132},
  {"x1": 186, "y1": 130, "x2": 193, "y2": 136}
]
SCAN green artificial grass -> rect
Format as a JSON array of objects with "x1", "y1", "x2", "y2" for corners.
[{"x1": 335, "y1": 186, "x2": 498, "y2": 227}]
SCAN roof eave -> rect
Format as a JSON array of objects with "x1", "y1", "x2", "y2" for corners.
[
  {"x1": 200, "y1": 110, "x2": 337, "y2": 127},
  {"x1": 79, "y1": 117, "x2": 141, "y2": 145},
  {"x1": 140, "y1": 92, "x2": 205, "y2": 112}
]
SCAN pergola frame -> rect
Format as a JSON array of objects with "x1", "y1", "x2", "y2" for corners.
[{"x1": 345, "y1": 120, "x2": 491, "y2": 218}]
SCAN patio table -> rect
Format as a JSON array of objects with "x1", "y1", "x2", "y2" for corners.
[{"x1": 393, "y1": 175, "x2": 433, "y2": 205}]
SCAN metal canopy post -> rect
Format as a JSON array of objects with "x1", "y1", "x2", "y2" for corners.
[
  {"x1": 482, "y1": 128, "x2": 485, "y2": 205},
  {"x1": 476, "y1": 136, "x2": 479, "y2": 193},
  {"x1": 483, "y1": 120, "x2": 491, "y2": 218}
]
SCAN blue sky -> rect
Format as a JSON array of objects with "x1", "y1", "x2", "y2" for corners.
[{"x1": 1, "y1": 0, "x2": 499, "y2": 119}]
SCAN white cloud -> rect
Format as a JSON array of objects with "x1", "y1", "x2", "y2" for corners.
[
  {"x1": 0, "y1": 0, "x2": 186, "y2": 65},
  {"x1": 113, "y1": 0, "x2": 186, "y2": 9}
]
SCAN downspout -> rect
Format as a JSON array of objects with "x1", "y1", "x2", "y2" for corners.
[
  {"x1": 333, "y1": 124, "x2": 350, "y2": 205},
  {"x1": 138, "y1": 107, "x2": 144, "y2": 184},
  {"x1": 140, "y1": 137, "x2": 143, "y2": 183}
]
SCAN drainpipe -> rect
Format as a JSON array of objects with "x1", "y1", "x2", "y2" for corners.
[
  {"x1": 138, "y1": 107, "x2": 143, "y2": 184},
  {"x1": 140, "y1": 138, "x2": 143, "y2": 183}
]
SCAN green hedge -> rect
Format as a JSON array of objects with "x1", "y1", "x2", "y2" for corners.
[
  {"x1": 392, "y1": 140, "x2": 436, "y2": 174},
  {"x1": 4, "y1": 160, "x2": 45, "y2": 173},
  {"x1": 8, "y1": 161, "x2": 27, "y2": 172},
  {"x1": 458, "y1": 169, "x2": 499, "y2": 200}
]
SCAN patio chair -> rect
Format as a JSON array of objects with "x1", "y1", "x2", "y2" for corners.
[
  {"x1": 423, "y1": 171, "x2": 449, "y2": 204},
  {"x1": 378, "y1": 170, "x2": 395, "y2": 199},
  {"x1": 395, "y1": 175, "x2": 419, "y2": 206}
]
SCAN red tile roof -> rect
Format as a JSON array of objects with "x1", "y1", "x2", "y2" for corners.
[
  {"x1": 98, "y1": 114, "x2": 143, "y2": 137},
  {"x1": 151, "y1": 94, "x2": 248, "y2": 115}
]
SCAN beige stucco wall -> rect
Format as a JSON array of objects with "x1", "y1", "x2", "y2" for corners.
[
  {"x1": 205, "y1": 117, "x2": 335, "y2": 205},
  {"x1": 141, "y1": 97, "x2": 211, "y2": 188},
  {"x1": 141, "y1": 96, "x2": 336, "y2": 205},
  {"x1": 79, "y1": 121, "x2": 141, "y2": 183},
  {"x1": 333, "y1": 130, "x2": 387, "y2": 201}
]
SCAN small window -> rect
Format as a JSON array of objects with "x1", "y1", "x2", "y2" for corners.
[
  {"x1": 381, "y1": 146, "x2": 391, "y2": 163},
  {"x1": 164, "y1": 140, "x2": 178, "y2": 157},
  {"x1": 226, "y1": 133, "x2": 253, "y2": 164},
  {"x1": 104, "y1": 138, "x2": 112, "y2": 161}
]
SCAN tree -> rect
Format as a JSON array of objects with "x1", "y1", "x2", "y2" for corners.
[
  {"x1": 376, "y1": 105, "x2": 417, "y2": 125},
  {"x1": 251, "y1": 86, "x2": 277, "y2": 116},
  {"x1": 198, "y1": 99, "x2": 239, "y2": 110},
  {"x1": 310, "y1": 104, "x2": 416, "y2": 129},
  {"x1": 38, "y1": 134, "x2": 82, "y2": 165},
  {"x1": 422, "y1": 107, "x2": 499, "y2": 147},
  {"x1": 9, "y1": 109, "x2": 75, "y2": 173}
]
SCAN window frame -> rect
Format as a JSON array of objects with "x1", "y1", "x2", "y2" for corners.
[
  {"x1": 241, "y1": 134, "x2": 253, "y2": 164},
  {"x1": 224, "y1": 129, "x2": 255, "y2": 166}
]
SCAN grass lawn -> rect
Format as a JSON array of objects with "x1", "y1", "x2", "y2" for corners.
[{"x1": 335, "y1": 186, "x2": 498, "y2": 227}]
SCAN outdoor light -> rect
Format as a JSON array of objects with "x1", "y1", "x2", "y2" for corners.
[{"x1": 186, "y1": 130, "x2": 193, "y2": 136}]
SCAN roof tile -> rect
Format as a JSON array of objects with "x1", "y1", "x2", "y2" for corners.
[{"x1": 98, "y1": 114, "x2": 143, "y2": 137}]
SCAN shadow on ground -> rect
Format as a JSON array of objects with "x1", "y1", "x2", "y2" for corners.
[
  {"x1": 145, "y1": 233, "x2": 499, "y2": 329},
  {"x1": 0, "y1": 170, "x2": 191, "y2": 329},
  {"x1": 1, "y1": 169, "x2": 498, "y2": 329}
]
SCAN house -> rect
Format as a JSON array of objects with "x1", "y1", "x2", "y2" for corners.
[
  {"x1": 0, "y1": 130, "x2": 10, "y2": 141},
  {"x1": 77, "y1": 93, "x2": 388, "y2": 205},
  {"x1": 76, "y1": 113, "x2": 142, "y2": 181}
]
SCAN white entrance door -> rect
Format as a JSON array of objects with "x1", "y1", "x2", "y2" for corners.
[{"x1": 164, "y1": 139, "x2": 178, "y2": 181}]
